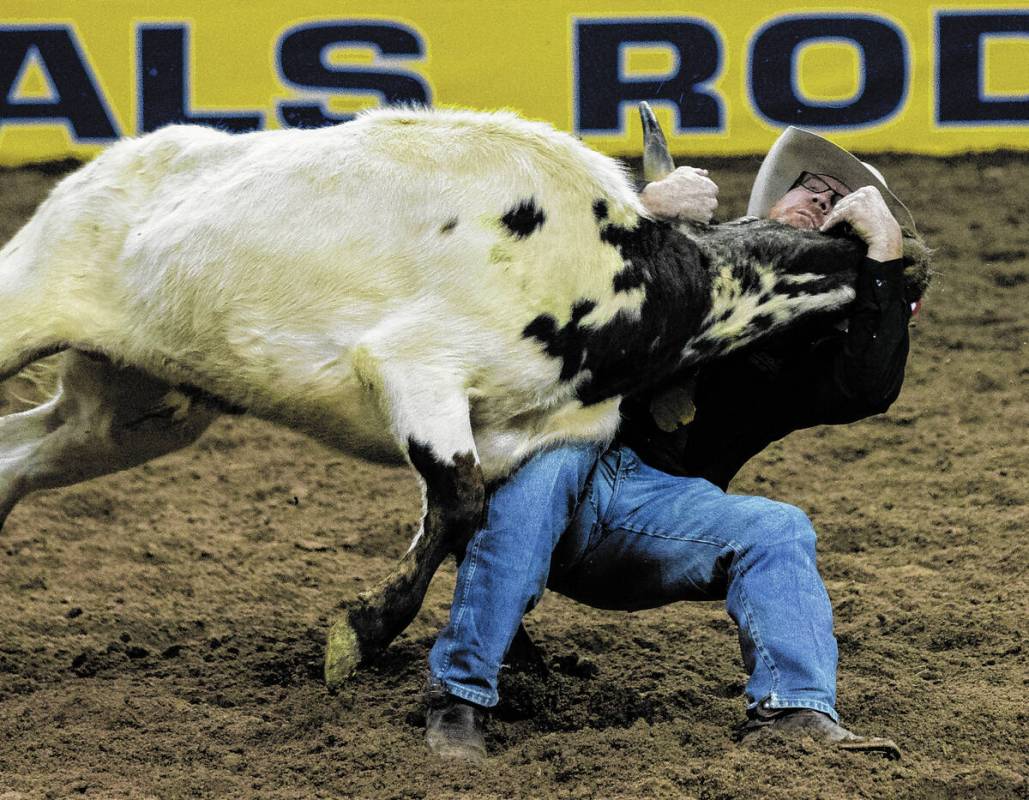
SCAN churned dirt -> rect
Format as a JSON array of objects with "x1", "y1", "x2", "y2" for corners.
[{"x1": 0, "y1": 153, "x2": 1025, "y2": 800}]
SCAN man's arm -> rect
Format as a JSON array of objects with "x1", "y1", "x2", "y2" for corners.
[
  {"x1": 764, "y1": 186, "x2": 911, "y2": 424},
  {"x1": 783, "y1": 256, "x2": 911, "y2": 423}
]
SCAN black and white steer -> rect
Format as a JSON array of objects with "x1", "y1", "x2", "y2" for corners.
[{"x1": 0, "y1": 106, "x2": 929, "y2": 687}]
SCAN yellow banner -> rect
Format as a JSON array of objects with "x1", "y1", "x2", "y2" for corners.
[{"x1": 1, "y1": 1, "x2": 1027, "y2": 165}]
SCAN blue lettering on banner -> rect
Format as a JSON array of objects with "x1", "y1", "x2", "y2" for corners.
[
  {"x1": 7, "y1": 45, "x2": 60, "y2": 104},
  {"x1": 0, "y1": 26, "x2": 118, "y2": 139},
  {"x1": 138, "y1": 24, "x2": 264, "y2": 134},
  {"x1": 788, "y1": 37, "x2": 867, "y2": 110},
  {"x1": 749, "y1": 14, "x2": 907, "y2": 128},
  {"x1": 276, "y1": 21, "x2": 431, "y2": 128},
  {"x1": 574, "y1": 18, "x2": 723, "y2": 134},
  {"x1": 937, "y1": 11, "x2": 1029, "y2": 125}
]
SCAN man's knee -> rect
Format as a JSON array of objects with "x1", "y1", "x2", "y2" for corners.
[
  {"x1": 734, "y1": 497, "x2": 817, "y2": 550},
  {"x1": 772, "y1": 501, "x2": 817, "y2": 546}
]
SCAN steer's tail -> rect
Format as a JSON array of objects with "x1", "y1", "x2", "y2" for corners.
[{"x1": 0, "y1": 207, "x2": 71, "y2": 385}]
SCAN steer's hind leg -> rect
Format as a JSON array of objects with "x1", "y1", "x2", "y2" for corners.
[
  {"x1": 0, "y1": 351, "x2": 218, "y2": 530},
  {"x1": 325, "y1": 360, "x2": 484, "y2": 689}
]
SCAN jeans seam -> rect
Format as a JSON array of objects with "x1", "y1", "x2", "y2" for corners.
[
  {"x1": 599, "y1": 448, "x2": 632, "y2": 523},
  {"x1": 439, "y1": 528, "x2": 484, "y2": 679},
  {"x1": 601, "y1": 524, "x2": 745, "y2": 552},
  {"x1": 587, "y1": 474, "x2": 600, "y2": 521},
  {"x1": 613, "y1": 520, "x2": 815, "y2": 554},
  {"x1": 734, "y1": 511, "x2": 814, "y2": 705},
  {"x1": 573, "y1": 448, "x2": 634, "y2": 568},
  {"x1": 733, "y1": 558, "x2": 781, "y2": 700}
]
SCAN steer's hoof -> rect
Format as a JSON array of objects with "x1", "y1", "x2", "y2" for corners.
[{"x1": 325, "y1": 613, "x2": 364, "y2": 691}]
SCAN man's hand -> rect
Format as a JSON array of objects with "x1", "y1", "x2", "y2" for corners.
[
  {"x1": 640, "y1": 166, "x2": 719, "y2": 224},
  {"x1": 820, "y1": 185, "x2": 902, "y2": 262}
]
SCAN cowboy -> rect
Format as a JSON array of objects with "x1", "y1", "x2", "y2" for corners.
[{"x1": 425, "y1": 126, "x2": 928, "y2": 763}]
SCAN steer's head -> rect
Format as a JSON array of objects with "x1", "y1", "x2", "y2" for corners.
[{"x1": 637, "y1": 102, "x2": 934, "y2": 308}]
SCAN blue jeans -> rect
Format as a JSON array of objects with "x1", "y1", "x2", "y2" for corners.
[{"x1": 428, "y1": 443, "x2": 840, "y2": 721}]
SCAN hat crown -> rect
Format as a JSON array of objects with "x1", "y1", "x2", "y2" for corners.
[{"x1": 747, "y1": 127, "x2": 915, "y2": 234}]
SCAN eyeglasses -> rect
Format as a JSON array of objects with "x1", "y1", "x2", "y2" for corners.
[{"x1": 792, "y1": 172, "x2": 851, "y2": 206}]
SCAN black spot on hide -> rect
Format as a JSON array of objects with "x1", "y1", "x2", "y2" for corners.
[
  {"x1": 734, "y1": 264, "x2": 762, "y2": 295},
  {"x1": 523, "y1": 314, "x2": 558, "y2": 344},
  {"x1": 440, "y1": 217, "x2": 458, "y2": 234},
  {"x1": 501, "y1": 198, "x2": 546, "y2": 239},
  {"x1": 690, "y1": 337, "x2": 719, "y2": 355},
  {"x1": 774, "y1": 274, "x2": 846, "y2": 299},
  {"x1": 522, "y1": 217, "x2": 714, "y2": 403},
  {"x1": 750, "y1": 313, "x2": 775, "y2": 332},
  {"x1": 592, "y1": 199, "x2": 608, "y2": 222},
  {"x1": 612, "y1": 268, "x2": 645, "y2": 293},
  {"x1": 600, "y1": 219, "x2": 709, "y2": 300},
  {"x1": 406, "y1": 438, "x2": 452, "y2": 495},
  {"x1": 694, "y1": 317, "x2": 715, "y2": 337},
  {"x1": 522, "y1": 300, "x2": 598, "y2": 381},
  {"x1": 406, "y1": 438, "x2": 485, "y2": 547}
]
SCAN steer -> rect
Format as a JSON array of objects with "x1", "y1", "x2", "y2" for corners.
[{"x1": 0, "y1": 105, "x2": 930, "y2": 687}]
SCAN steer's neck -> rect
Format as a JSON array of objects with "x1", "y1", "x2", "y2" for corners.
[
  {"x1": 672, "y1": 217, "x2": 862, "y2": 370},
  {"x1": 563, "y1": 216, "x2": 862, "y2": 407}
]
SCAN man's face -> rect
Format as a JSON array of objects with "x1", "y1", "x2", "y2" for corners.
[{"x1": 767, "y1": 172, "x2": 851, "y2": 230}]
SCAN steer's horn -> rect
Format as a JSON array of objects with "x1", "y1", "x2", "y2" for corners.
[{"x1": 639, "y1": 101, "x2": 676, "y2": 183}]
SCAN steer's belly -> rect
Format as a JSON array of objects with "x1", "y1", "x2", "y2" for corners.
[
  {"x1": 472, "y1": 395, "x2": 622, "y2": 481},
  {"x1": 243, "y1": 370, "x2": 406, "y2": 466}
]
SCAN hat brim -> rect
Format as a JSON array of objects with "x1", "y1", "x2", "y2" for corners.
[{"x1": 746, "y1": 127, "x2": 917, "y2": 235}]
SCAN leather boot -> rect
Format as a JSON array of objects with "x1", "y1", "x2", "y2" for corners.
[
  {"x1": 425, "y1": 682, "x2": 487, "y2": 764},
  {"x1": 737, "y1": 705, "x2": 902, "y2": 759}
]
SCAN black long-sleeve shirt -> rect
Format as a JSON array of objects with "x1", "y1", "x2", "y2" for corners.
[{"x1": 617, "y1": 258, "x2": 911, "y2": 490}]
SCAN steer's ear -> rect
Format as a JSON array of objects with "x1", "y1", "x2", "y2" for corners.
[{"x1": 639, "y1": 102, "x2": 676, "y2": 183}]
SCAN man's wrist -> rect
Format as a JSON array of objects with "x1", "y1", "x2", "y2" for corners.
[
  {"x1": 866, "y1": 237, "x2": 903, "y2": 262},
  {"x1": 865, "y1": 220, "x2": 903, "y2": 262}
]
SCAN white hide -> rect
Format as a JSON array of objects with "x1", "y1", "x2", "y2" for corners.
[{"x1": 0, "y1": 108, "x2": 654, "y2": 481}]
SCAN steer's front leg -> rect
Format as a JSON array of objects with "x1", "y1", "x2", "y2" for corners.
[{"x1": 325, "y1": 356, "x2": 483, "y2": 689}]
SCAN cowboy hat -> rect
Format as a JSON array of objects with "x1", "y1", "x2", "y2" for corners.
[{"x1": 746, "y1": 127, "x2": 917, "y2": 235}]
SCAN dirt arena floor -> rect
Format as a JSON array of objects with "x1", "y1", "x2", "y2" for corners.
[{"x1": 0, "y1": 151, "x2": 1025, "y2": 800}]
